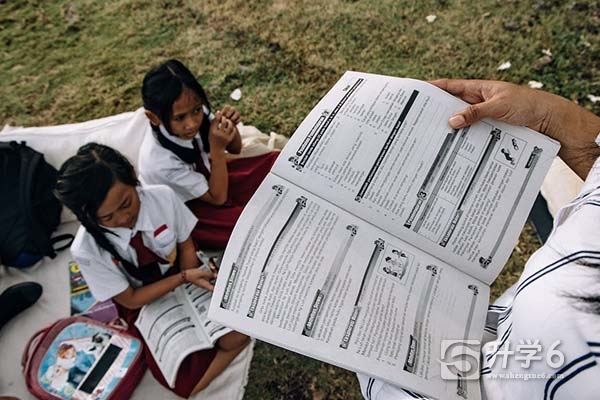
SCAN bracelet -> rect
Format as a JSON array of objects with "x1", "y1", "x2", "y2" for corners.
[{"x1": 180, "y1": 270, "x2": 189, "y2": 284}]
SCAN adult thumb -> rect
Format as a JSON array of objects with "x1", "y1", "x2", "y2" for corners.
[{"x1": 448, "y1": 102, "x2": 494, "y2": 129}]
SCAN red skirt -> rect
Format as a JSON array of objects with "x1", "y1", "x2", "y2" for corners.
[
  {"x1": 117, "y1": 305, "x2": 217, "y2": 398},
  {"x1": 187, "y1": 151, "x2": 279, "y2": 249}
]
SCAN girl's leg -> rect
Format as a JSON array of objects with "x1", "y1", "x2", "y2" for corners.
[{"x1": 190, "y1": 332, "x2": 250, "y2": 395}]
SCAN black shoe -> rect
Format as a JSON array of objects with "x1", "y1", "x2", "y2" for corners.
[{"x1": 0, "y1": 282, "x2": 43, "y2": 330}]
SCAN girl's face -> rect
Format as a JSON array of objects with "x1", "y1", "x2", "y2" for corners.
[
  {"x1": 63, "y1": 347, "x2": 76, "y2": 359},
  {"x1": 169, "y1": 86, "x2": 205, "y2": 141},
  {"x1": 96, "y1": 181, "x2": 141, "y2": 229}
]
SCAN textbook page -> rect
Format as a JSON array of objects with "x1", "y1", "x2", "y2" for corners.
[
  {"x1": 209, "y1": 175, "x2": 488, "y2": 400},
  {"x1": 135, "y1": 283, "x2": 231, "y2": 388},
  {"x1": 272, "y1": 71, "x2": 560, "y2": 284},
  {"x1": 179, "y1": 280, "x2": 232, "y2": 343}
]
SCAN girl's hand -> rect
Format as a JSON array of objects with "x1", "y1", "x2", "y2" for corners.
[
  {"x1": 220, "y1": 105, "x2": 241, "y2": 125},
  {"x1": 185, "y1": 267, "x2": 217, "y2": 291},
  {"x1": 209, "y1": 111, "x2": 236, "y2": 151},
  {"x1": 219, "y1": 105, "x2": 243, "y2": 153}
]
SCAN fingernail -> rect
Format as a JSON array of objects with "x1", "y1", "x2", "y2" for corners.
[{"x1": 449, "y1": 114, "x2": 465, "y2": 128}]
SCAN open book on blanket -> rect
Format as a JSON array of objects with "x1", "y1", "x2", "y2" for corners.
[
  {"x1": 208, "y1": 71, "x2": 560, "y2": 400},
  {"x1": 135, "y1": 271, "x2": 231, "y2": 388}
]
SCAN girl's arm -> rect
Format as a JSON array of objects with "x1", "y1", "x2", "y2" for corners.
[
  {"x1": 199, "y1": 112, "x2": 236, "y2": 205},
  {"x1": 112, "y1": 269, "x2": 212, "y2": 309},
  {"x1": 177, "y1": 236, "x2": 202, "y2": 270},
  {"x1": 112, "y1": 238, "x2": 216, "y2": 309},
  {"x1": 226, "y1": 127, "x2": 242, "y2": 154}
]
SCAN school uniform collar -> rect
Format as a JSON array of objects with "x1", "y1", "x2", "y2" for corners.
[
  {"x1": 158, "y1": 124, "x2": 198, "y2": 150},
  {"x1": 100, "y1": 187, "x2": 154, "y2": 251}
]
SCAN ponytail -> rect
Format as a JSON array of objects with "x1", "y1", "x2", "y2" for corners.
[{"x1": 78, "y1": 212, "x2": 145, "y2": 281}]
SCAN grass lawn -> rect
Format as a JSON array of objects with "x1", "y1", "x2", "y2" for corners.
[{"x1": 2, "y1": 1, "x2": 599, "y2": 398}]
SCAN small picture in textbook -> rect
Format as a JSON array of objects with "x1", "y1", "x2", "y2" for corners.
[
  {"x1": 380, "y1": 248, "x2": 412, "y2": 283},
  {"x1": 495, "y1": 133, "x2": 526, "y2": 168}
]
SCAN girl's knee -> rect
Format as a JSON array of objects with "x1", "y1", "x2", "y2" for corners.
[
  {"x1": 217, "y1": 331, "x2": 250, "y2": 351},
  {"x1": 190, "y1": 379, "x2": 209, "y2": 396}
]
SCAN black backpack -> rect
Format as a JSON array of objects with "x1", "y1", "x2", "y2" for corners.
[{"x1": 0, "y1": 141, "x2": 72, "y2": 267}]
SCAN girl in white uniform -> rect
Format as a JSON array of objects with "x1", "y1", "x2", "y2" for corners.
[
  {"x1": 138, "y1": 59, "x2": 278, "y2": 249},
  {"x1": 357, "y1": 79, "x2": 600, "y2": 400},
  {"x1": 55, "y1": 143, "x2": 249, "y2": 398}
]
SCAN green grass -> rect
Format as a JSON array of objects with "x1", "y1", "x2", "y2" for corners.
[{"x1": 2, "y1": 0, "x2": 598, "y2": 398}]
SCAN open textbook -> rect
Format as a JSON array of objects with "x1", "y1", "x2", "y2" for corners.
[
  {"x1": 208, "y1": 71, "x2": 560, "y2": 399},
  {"x1": 135, "y1": 280, "x2": 231, "y2": 388}
]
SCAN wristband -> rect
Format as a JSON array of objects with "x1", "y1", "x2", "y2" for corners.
[{"x1": 180, "y1": 270, "x2": 189, "y2": 284}]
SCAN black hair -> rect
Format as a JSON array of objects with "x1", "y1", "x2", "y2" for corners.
[
  {"x1": 54, "y1": 143, "x2": 145, "y2": 281},
  {"x1": 141, "y1": 59, "x2": 212, "y2": 157},
  {"x1": 567, "y1": 258, "x2": 600, "y2": 315}
]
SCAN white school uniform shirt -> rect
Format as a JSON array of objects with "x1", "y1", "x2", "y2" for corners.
[
  {"x1": 358, "y1": 140, "x2": 600, "y2": 400},
  {"x1": 138, "y1": 106, "x2": 213, "y2": 202},
  {"x1": 70, "y1": 184, "x2": 197, "y2": 302}
]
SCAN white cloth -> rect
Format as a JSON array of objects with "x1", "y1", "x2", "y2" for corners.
[
  {"x1": 0, "y1": 108, "x2": 152, "y2": 224},
  {"x1": 71, "y1": 185, "x2": 197, "y2": 302},
  {"x1": 541, "y1": 157, "x2": 584, "y2": 217},
  {"x1": 358, "y1": 149, "x2": 600, "y2": 399}
]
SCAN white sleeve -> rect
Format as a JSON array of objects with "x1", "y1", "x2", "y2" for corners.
[
  {"x1": 142, "y1": 155, "x2": 209, "y2": 202},
  {"x1": 550, "y1": 191, "x2": 600, "y2": 255},
  {"x1": 544, "y1": 361, "x2": 600, "y2": 400},
  {"x1": 166, "y1": 187, "x2": 198, "y2": 242},
  {"x1": 71, "y1": 250, "x2": 130, "y2": 302},
  {"x1": 357, "y1": 374, "x2": 427, "y2": 400},
  {"x1": 580, "y1": 133, "x2": 600, "y2": 192}
]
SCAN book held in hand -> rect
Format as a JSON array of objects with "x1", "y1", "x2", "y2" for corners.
[{"x1": 208, "y1": 71, "x2": 560, "y2": 400}]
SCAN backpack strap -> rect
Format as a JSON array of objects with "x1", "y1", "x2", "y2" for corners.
[
  {"x1": 21, "y1": 323, "x2": 51, "y2": 377},
  {"x1": 50, "y1": 233, "x2": 74, "y2": 252}
]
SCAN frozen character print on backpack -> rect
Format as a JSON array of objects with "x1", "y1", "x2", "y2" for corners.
[
  {"x1": 31, "y1": 317, "x2": 144, "y2": 400},
  {"x1": 43, "y1": 342, "x2": 96, "y2": 391}
]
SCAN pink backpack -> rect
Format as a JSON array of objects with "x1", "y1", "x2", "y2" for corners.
[{"x1": 22, "y1": 316, "x2": 146, "y2": 400}]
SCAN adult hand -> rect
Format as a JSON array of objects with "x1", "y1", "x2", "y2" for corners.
[
  {"x1": 185, "y1": 267, "x2": 217, "y2": 291},
  {"x1": 209, "y1": 111, "x2": 236, "y2": 151},
  {"x1": 430, "y1": 79, "x2": 552, "y2": 133},
  {"x1": 431, "y1": 78, "x2": 600, "y2": 180}
]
